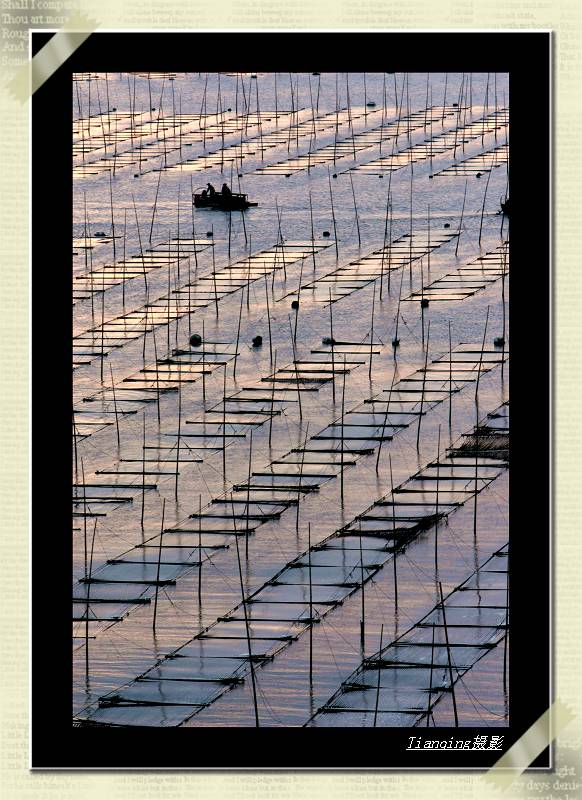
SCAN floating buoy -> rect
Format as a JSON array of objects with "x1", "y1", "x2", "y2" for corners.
[
  {"x1": 134, "y1": 174, "x2": 140, "y2": 178},
  {"x1": 206, "y1": 231, "x2": 213, "y2": 238},
  {"x1": 429, "y1": 175, "x2": 434, "y2": 179},
  {"x1": 189, "y1": 333, "x2": 202, "y2": 347},
  {"x1": 420, "y1": 298, "x2": 429, "y2": 309},
  {"x1": 494, "y1": 336, "x2": 505, "y2": 347},
  {"x1": 227, "y1": 107, "x2": 232, "y2": 112},
  {"x1": 291, "y1": 300, "x2": 299, "y2": 310},
  {"x1": 379, "y1": 174, "x2": 384, "y2": 179},
  {"x1": 332, "y1": 173, "x2": 337, "y2": 178},
  {"x1": 444, "y1": 223, "x2": 450, "y2": 229},
  {"x1": 366, "y1": 101, "x2": 376, "y2": 108},
  {"x1": 252, "y1": 335, "x2": 263, "y2": 347},
  {"x1": 322, "y1": 336, "x2": 336, "y2": 345},
  {"x1": 112, "y1": 107, "x2": 117, "y2": 112},
  {"x1": 152, "y1": 107, "x2": 156, "y2": 111},
  {"x1": 238, "y1": 173, "x2": 242, "y2": 178},
  {"x1": 322, "y1": 231, "x2": 330, "y2": 237},
  {"x1": 452, "y1": 102, "x2": 458, "y2": 107},
  {"x1": 251, "y1": 75, "x2": 257, "y2": 79}
]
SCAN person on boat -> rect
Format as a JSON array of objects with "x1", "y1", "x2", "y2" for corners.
[
  {"x1": 206, "y1": 182, "x2": 216, "y2": 196},
  {"x1": 221, "y1": 183, "x2": 232, "y2": 197},
  {"x1": 200, "y1": 189, "x2": 207, "y2": 198}
]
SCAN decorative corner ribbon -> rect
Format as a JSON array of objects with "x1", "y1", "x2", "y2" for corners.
[
  {"x1": 6, "y1": 14, "x2": 99, "y2": 102},
  {"x1": 484, "y1": 699, "x2": 576, "y2": 790}
]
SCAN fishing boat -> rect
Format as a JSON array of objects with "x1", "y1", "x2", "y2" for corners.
[{"x1": 192, "y1": 189, "x2": 258, "y2": 211}]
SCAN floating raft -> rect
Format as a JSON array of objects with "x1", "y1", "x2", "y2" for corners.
[
  {"x1": 282, "y1": 229, "x2": 460, "y2": 306},
  {"x1": 76, "y1": 404, "x2": 509, "y2": 727},
  {"x1": 345, "y1": 108, "x2": 508, "y2": 175},
  {"x1": 73, "y1": 237, "x2": 214, "y2": 300},
  {"x1": 73, "y1": 110, "x2": 296, "y2": 178},
  {"x1": 73, "y1": 240, "x2": 333, "y2": 366},
  {"x1": 75, "y1": 351, "x2": 508, "y2": 636},
  {"x1": 164, "y1": 107, "x2": 379, "y2": 178},
  {"x1": 430, "y1": 142, "x2": 509, "y2": 178},
  {"x1": 84, "y1": 341, "x2": 237, "y2": 411},
  {"x1": 403, "y1": 241, "x2": 509, "y2": 303},
  {"x1": 251, "y1": 104, "x2": 459, "y2": 176},
  {"x1": 306, "y1": 544, "x2": 508, "y2": 727}
]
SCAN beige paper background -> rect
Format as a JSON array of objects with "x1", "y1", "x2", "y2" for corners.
[{"x1": 1, "y1": 4, "x2": 580, "y2": 797}]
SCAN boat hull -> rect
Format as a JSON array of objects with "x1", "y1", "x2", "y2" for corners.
[{"x1": 193, "y1": 193, "x2": 257, "y2": 211}]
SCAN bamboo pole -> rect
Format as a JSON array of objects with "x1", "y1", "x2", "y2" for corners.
[
  {"x1": 131, "y1": 193, "x2": 149, "y2": 301},
  {"x1": 231, "y1": 497, "x2": 260, "y2": 727},
  {"x1": 149, "y1": 162, "x2": 163, "y2": 243},
  {"x1": 392, "y1": 267, "x2": 405, "y2": 350},
  {"x1": 100, "y1": 251, "x2": 105, "y2": 384},
  {"x1": 288, "y1": 315, "x2": 302, "y2": 419},
  {"x1": 368, "y1": 283, "x2": 376, "y2": 379},
  {"x1": 501, "y1": 245, "x2": 507, "y2": 380},
  {"x1": 72, "y1": 412, "x2": 79, "y2": 486},
  {"x1": 376, "y1": 367, "x2": 396, "y2": 471},
  {"x1": 327, "y1": 167, "x2": 339, "y2": 259},
  {"x1": 296, "y1": 422, "x2": 309, "y2": 533},
  {"x1": 373, "y1": 624, "x2": 384, "y2": 727},
  {"x1": 380, "y1": 190, "x2": 390, "y2": 300},
  {"x1": 329, "y1": 288, "x2": 336, "y2": 404},
  {"x1": 473, "y1": 307, "x2": 490, "y2": 540},
  {"x1": 268, "y1": 350, "x2": 277, "y2": 449},
  {"x1": 108, "y1": 169, "x2": 116, "y2": 260},
  {"x1": 359, "y1": 522, "x2": 366, "y2": 652},
  {"x1": 211, "y1": 225, "x2": 219, "y2": 317},
  {"x1": 201, "y1": 319, "x2": 206, "y2": 404},
  {"x1": 109, "y1": 363, "x2": 120, "y2": 448},
  {"x1": 442, "y1": 73, "x2": 448, "y2": 125},
  {"x1": 426, "y1": 621, "x2": 435, "y2": 726},
  {"x1": 140, "y1": 411, "x2": 146, "y2": 528},
  {"x1": 503, "y1": 567, "x2": 509, "y2": 693},
  {"x1": 84, "y1": 519, "x2": 97, "y2": 679},
  {"x1": 121, "y1": 208, "x2": 127, "y2": 309},
  {"x1": 233, "y1": 281, "x2": 245, "y2": 379},
  {"x1": 416, "y1": 322, "x2": 431, "y2": 449},
  {"x1": 198, "y1": 494, "x2": 203, "y2": 605},
  {"x1": 455, "y1": 179, "x2": 468, "y2": 257},
  {"x1": 152, "y1": 499, "x2": 166, "y2": 631},
  {"x1": 174, "y1": 383, "x2": 182, "y2": 500},
  {"x1": 80, "y1": 457, "x2": 87, "y2": 579},
  {"x1": 222, "y1": 364, "x2": 227, "y2": 484},
  {"x1": 340, "y1": 354, "x2": 347, "y2": 504},
  {"x1": 246, "y1": 234, "x2": 252, "y2": 310},
  {"x1": 349, "y1": 172, "x2": 361, "y2": 246},
  {"x1": 439, "y1": 581, "x2": 459, "y2": 726},
  {"x1": 390, "y1": 453, "x2": 398, "y2": 614},
  {"x1": 435, "y1": 425, "x2": 441, "y2": 573},
  {"x1": 478, "y1": 168, "x2": 493, "y2": 247},
  {"x1": 448, "y1": 321, "x2": 453, "y2": 430},
  {"x1": 309, "y1": 192, "x2": 317, "y2": 273},
  {"x1": 245, "y1": 429, "x2": 253, "y2": 560},
  {"x1": 308, "y1": 521, "x2": 313, "y2": 683},
  {"x1": 408, "y1": 167, "x2": 413, "y2": 283}
]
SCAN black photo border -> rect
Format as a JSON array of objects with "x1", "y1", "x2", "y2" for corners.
[{"x1": 31, "y1": 30, "x2": 551, "y2": 770}]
